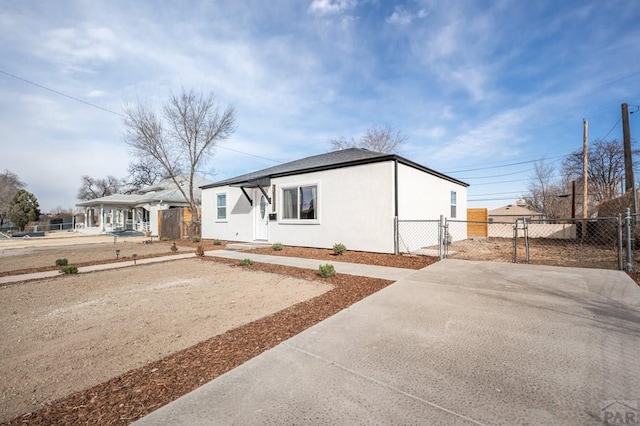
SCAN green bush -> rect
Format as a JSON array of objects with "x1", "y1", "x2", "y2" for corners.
[
  {"x1": 213, "y1": 239, "x2": 222, "y2": 246},
  {"x1": 170, "y1": 242, "x2": 178, "y2": 252},
  {"x1": 192, "y1": 236, "x2": 201, "y2": 243},
  {"x1": 332, "y1": 243, "x2": 347, "y2": 255},
  {"x1": 239, "y1": 258, "x2": 253, "y2": 266},
  {"x1": 318, "y1": 263, "x2": 336, "y2": 277},
  {"x1": 195, "y1": 245, "x2": 205, "y2": 257},
  {"x1": 272, "y1": 242, "x2": 284, "y2": 251},
  {"x1": 59, "y1": 265, "x2": 78, "y2": 274},
  {"x1": 55, "y1": 258, "x2": 68, "y2": 267}
]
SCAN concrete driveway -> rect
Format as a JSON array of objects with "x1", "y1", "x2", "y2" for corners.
[{"x1": 135, "y1": 260, "x2": 640, "y2": 425}]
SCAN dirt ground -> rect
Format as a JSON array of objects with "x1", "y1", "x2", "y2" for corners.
[
  {"x1": 443, "y1": 237, "x2": 621, "y2": 270},
  {"x1": 0, "y1": 259, "x2": 331, "y2": 423}
]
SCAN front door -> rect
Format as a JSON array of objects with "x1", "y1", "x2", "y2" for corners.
[{"x1": 254, "y1": 189, "x2": 269, "y2": 240}]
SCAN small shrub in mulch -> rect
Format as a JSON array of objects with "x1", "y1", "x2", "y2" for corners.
[
  {"x1": 59, "y1": 266, "x2": 78, "y2": 274},
  {"x1": 213, "y1": 239, "x2": 222, "y2": 246},
  {"x1": 333, "y1": 243, "x2": 346, "y2": 255},
  {"x1": 239, "y1": 258, "x2": 253, "y2": 267},
  {"x1": 170, "y1": 242, "x2": 178, "y2": 252},
  {"x1": 272, "y1": 242, "x2": 284, "y2": 251},
  {"x1": 55, "y1": 258, "x2": 68, "y2": 267},
  {"x1": 192, "y1": 236, "x2": 201, "y2": 243},
  {"x1": 318, "y1": 263, "x2": 336, "y2": 277}
]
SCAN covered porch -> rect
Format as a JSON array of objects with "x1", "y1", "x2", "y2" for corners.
[{"x1": 77, "y1": 195, "x2": 151, "y2": 234}]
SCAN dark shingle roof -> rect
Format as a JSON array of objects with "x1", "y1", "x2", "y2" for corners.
[{"x1": 202, "y1": 148, "x2": 468, "y2": 188}]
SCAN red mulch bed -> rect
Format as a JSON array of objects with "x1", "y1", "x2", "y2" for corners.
[
  {"x1": 0, "y1": 252, "x2": 184, "y2": 278},
  {"x1": 249, "y1": 245, "x2": 438, "y2": 269},
  {"x1": 2, "y1": 257, "x2": 396, "y2": 426}
]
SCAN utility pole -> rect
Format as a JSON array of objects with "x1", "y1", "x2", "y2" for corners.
[
  {"x1": 583, "y1": 119, "x2": 588, "y2": 219},
  {"x1": 622, "y1": 103, "x2": 637, "y2": 214}
]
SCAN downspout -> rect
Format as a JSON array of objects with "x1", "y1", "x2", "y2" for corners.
[{"x1": 394, "y1": 159, "x2": 399, "y2": 254}]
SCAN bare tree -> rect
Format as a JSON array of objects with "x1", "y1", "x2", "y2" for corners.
[
  {"x1": 0, "y1": 170, "x2": 25, "y2": 227},
  {"x1": 524, "y1": 160, "x2": 573, "y2": 219},
  {"x1": 330, "y1": 125, "x2": 408, "y2": 153},
  {"x1": 562, "y1": 139, "x2": 637, "y2": 204},
  {"x1": 122, "y1": 157, "x2": 170, "y2": 193},
  {"x1": 123, "y1": 88, "x2": 236, "y2": 235},
  {"x1": 77, "y1": 175, "x2": 122, "y2": 201}
]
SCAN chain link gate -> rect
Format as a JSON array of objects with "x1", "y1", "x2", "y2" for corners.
[{"x1": 396, "y1": 214, "x2": 630, "y2": 271}]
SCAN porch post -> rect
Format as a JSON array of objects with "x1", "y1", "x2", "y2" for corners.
[{"x1": 99, "y1": 205, "x2": 105, "y2": 231}]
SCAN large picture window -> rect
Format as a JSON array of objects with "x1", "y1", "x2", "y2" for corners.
[
  {"x1": 282, "y1": 185, "x2": 317, "y2": 221},
  {"x1": 216, "y1": 193, "x2": 227, "y2": 220}
]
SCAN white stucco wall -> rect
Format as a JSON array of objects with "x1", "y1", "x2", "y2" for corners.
[
  {"x1": 201, "y1": 186, "x2": 254, "y2": 242},
  {"x1": 396, "y1": 163, "x2": 468, "y2": 251},
  {"x1": 202, "y1": 161, "x2": 396, "y2": 253},
  {"x1": 202, "y1": 160, "x2": 468, "y2": 254},
  {"x1": 269, "y1": 162, "x2": 396, "y2": 253}
]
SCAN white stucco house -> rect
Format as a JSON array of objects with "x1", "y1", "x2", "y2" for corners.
[
  {"x1": 201, "y1": 148, "x2": 468, "y2": 254},
  {"x1": 76, "y1": 175, "x2": 211, "y2": 236}
]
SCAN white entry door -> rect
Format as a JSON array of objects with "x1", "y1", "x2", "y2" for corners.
[{"x1": 254, "y1": 189, "x2": 269, "y2": 241}]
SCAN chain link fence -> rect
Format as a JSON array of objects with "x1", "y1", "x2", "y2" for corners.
[
  {"x1": 396, "y1": 220, "x2": 442, "y2": 257},
  {"x1": 396, "y1": 211, "x2": 635, "y2": 271}
]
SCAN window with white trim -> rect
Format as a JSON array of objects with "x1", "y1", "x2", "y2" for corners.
[
  {"x1": 282, "y1": 185, "x2": 317, "y2": 220},
  {"x1": 450, "y1": 191, "x2": 457, "y2": 218},
  {"x1": 216, "y1": 193, "x2": 227, "y2": 220}
]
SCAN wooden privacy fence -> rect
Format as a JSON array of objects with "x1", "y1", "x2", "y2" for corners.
[
  {"x1": 466, "y1": 208, "x2": 488, "y2": 237},
  {"x1": 158, "y1": 207, "x2": 202, "y2": 239}
]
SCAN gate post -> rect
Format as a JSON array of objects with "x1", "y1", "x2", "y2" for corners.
[
  {"x1": 512, "y1": 221, "x2": 518, "y2": 263},
  {"x1": 618, "y1": 214, "x2": 624, "y2": 270},
  {"x1": 439, "y1": 215, "x2": 444, "y2": 259},
  {"x1": 626, "y1": 208, "x2": 634, "y2": 272}
]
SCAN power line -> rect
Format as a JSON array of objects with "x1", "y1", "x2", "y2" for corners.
[
  {"x1": 599, "y1": 117, "x2": 621, "y2": 141},
  {"x1": 0, "y1": 68, "x2": 124, "y2": 117},
  {"x1": 444, "y1": 153, "x2": 568, "y2": 174},
  {"x1": 0, "y1": 69, "x2": 282, "y2": 164},
  {"x1": 458, "y1": 167, "x2": 533, "y2": 180},
  {"x1": 468, "y1": 190, "x2": 527, "y2": 196},
  {"x1": 469, "y1": 174, "x2": 563, "y2": 186},
  {"x1": 468, "y1": 197, "x2": 526, "y2": 202}
]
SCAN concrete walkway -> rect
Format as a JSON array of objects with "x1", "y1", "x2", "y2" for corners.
[
  {"x1": 205, "y1": 250, "x2": 416, "y2": 281},
  {"x1": 0, "y1": 253, "x2": 196, "y2": 285},
  {"x1": 0, "y1": 250, "x2": 417, "y2": 285},
  {"x1": 135, "y1": 260, "x2": 640, "y2": 426}
]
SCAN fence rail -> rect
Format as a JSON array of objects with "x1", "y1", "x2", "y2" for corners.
[{"x1": 397, "y1": 210, "x2": 635, "y2": 271}]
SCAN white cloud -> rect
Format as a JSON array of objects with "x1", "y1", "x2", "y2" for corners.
[
  {"x1": 308, "y1": 0, "x2": 356, "y2": 16},
  {"x1": 39, "y1": 23, "x2": 117, "y2": 72},
  {"x1": 386, "y1": 6, "x2": 427, "y2": 27},
  {"x1": 86, "y1": 90, "x2": 106, "y2": 98}
]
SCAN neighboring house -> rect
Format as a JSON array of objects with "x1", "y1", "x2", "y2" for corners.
[
  {"x1": 488, "y1": 203, "x2": 544, "y2": 223},
  {"x1": 201, "y1": 148, "x2": 468, "y2": 254},
  {"x1": 76, "y1": 175, "x2": 211, "y2": 236}
]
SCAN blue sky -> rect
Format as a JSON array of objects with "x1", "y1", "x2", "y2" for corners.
[{"x1": 1, "y1": 0, "x2": 639, "y2": 212}]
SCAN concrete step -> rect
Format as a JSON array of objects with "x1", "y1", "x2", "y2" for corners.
[{"x1": 225, "y1": 242, "x2": 272, "y2": 251}]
